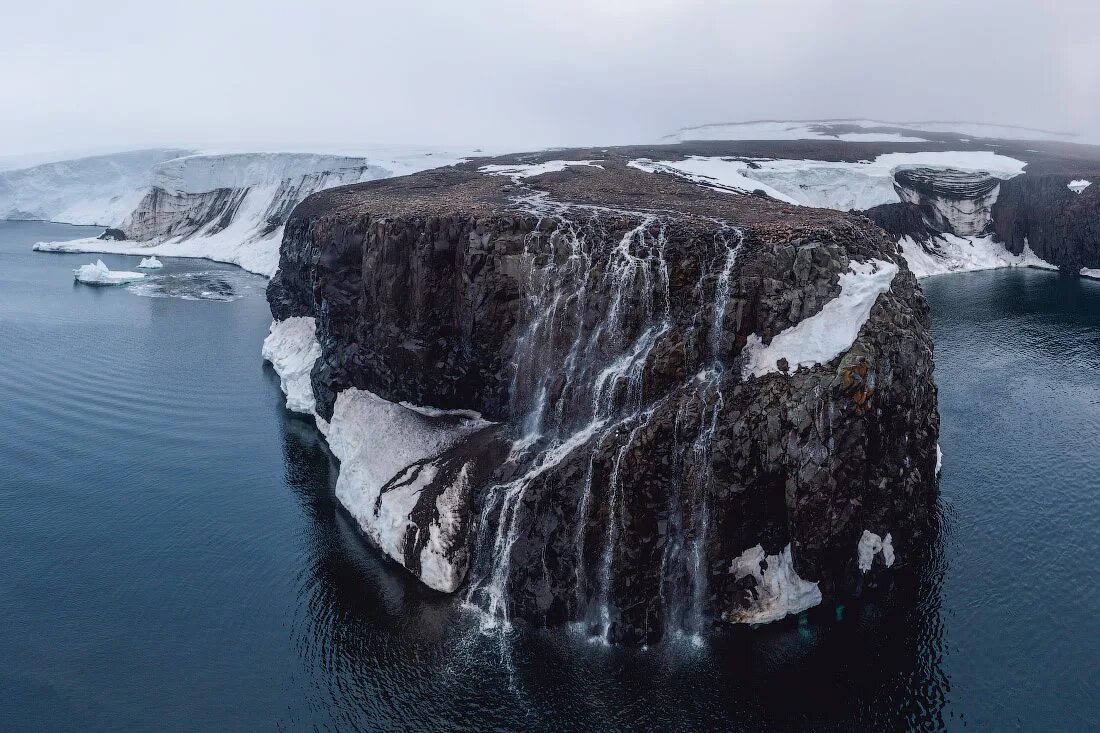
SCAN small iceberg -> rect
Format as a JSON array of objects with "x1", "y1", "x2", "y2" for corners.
[
  {"x1": 137, "y1": 256, "x2": 163, "y2": 269},
  {"x1": 73, "y1": 259, "x2": 146, "y2": 286}
]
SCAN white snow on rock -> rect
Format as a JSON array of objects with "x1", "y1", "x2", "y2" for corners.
[
  {"x1": 261, "y1": 317, "x2": 322, "y2": 415},
  {"x1": 936, "y1": 444, "x2": 943, "y2": 475},
  {"x1": 72, "y1": 259, "x2": 146, "y2": 286},
  {"x1": 899, "y1": 235, "x2": 1058, "y2": 279},
  {"x1": 630, "y1": 152, "x2": 1027, "y2": 212},
  {"x1": 728, "y1": 544, "x2": 822, "y2": 624},
  {"x1": 136, "y1": 256, "x2": 163, "y2": 269},
  {"x1": 1068, "y1": 179, "x2": 1092, "y2": 194},
  {"x1": 325, "y1": 388, "x2": 489, "y2": 593},
  {"x1": 479, "y1": 160, "x2": 602, "y2": 180},
  {"x1": 627, "y1": 158, "x2": 800, "y2": 203},
  {"x1": 857, "y1": 530, "x2": 895, "y2": 573},
  {"x1": 742, "y1": 259, "x2": 898, "y2": 378}
]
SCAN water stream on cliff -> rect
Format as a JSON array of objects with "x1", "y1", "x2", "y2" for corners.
[
  {"x1": 463, "y1": 211, "x2": 744, "y2": 640},
  {"x1": 3, "y1": 221, "x2": 1099, "y2": 731}
]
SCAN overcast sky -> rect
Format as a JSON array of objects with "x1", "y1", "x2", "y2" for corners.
[{"x1": 2, "y1": 0, "x2": 1098, "y2": 155}]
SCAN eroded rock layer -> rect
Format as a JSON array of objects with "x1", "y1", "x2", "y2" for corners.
[
  {"x1": 268, "y1": 159, "x2": 940, "y2": 643},
  {"x1": 893, "y1": 167, "x2": 1000, "y2": 237}
]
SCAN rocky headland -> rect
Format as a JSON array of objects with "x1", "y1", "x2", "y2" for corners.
[{"x1": 265, "y1": 152, "x2": 940, "y2": 643}]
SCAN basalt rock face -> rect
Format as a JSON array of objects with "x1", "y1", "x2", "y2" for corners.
[
  {"x1": 991, "y1": 174, "x2": 1100, "y2": 270},
  {"x1": 268, "y1": 160, "x2": 939, "y2": 643},
  {"x1": 862, "y1": 202, "x2": 942, "y2": 244}
]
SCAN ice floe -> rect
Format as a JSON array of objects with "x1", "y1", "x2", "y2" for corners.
[
  {"x1": 728, "y1": 544, "x2": 822, "y2": 624},
  {"x1": 137, "y1": 256, "x2": 163, "y2": 269},
  {"x1": 72, "y1": 259, "x2": 146, "y2": 286},
  {"x1": 1080, "y1": 267, "x2": 1100, "y2": 280},
  {"x1": 741, "y1": 259, "x2": 898, "y2": 378},
  {"x1": 857, "y1": 530, "x2": 895, "y2": 573}
]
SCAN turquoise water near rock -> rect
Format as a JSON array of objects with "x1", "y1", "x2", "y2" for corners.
[{"x1": 1, "y1": 220, "x2": 1097, "y2": 731}]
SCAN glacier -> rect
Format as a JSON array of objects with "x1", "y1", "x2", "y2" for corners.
[
  {"x1": 0, "y1": 148, "x2": 191, "y2": 225},
  {"x1": 22, "y1": 146, "x2": 481, "y2": 276},
  {"x1": 629, "y1": 151, "x2": 1026, "y2": 211},
  {"x1": 669, "y1": 119, "x2": 1083, "y2": 144}
]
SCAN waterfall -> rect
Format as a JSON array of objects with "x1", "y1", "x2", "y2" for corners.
[{"x1": 464, "y1": 200, "x2": 744, "y2": 639}]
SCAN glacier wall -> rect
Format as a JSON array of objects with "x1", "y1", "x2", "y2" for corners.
[
  {"x1": 0, "y1": 148, "x2": 191, "y2": 225},
  {"x1": 22, "y1": 147, "x2": 473, "y2": 276}
]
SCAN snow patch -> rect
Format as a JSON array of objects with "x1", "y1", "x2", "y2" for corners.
[
  {"x1": 857, "y1": 530, "x2": 895, "y2": 573},
  {"x1": 728, "y1": 544, "x2": 822, "y2": 624},
  {"x1": 72, "y1": 259, "x2": 145, "y2": 286},
  {"x1": 325, "y1": 388, "x2": 488, "y2": 592},
  {"x1": 137, "y1": 256, "x2": 163, "y2": 269},
  {"x1": 261, "y1": 317, "x2": 322, "y2": 415},
  {"x1": 479, "y1": 160, "x2": 602, "y2": 180},
  {"x1": 1080, "y1": 267, "x2": 1100, "y2": 280},
  {"x1": 1068, "y1": 179, "x2": 1092, "y2": 194},
  {"x1": 900, "y1": 235, "x2": 1058, "y2": 279},
  {"x1": 742, "y1": 259, "x2": 898, "y2": 378}
]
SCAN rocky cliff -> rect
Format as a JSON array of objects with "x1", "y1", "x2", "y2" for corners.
[
  {"x1": 992, "y1": 174, "x2": 1100, "y2": 270},
  {"x1": 266, "y1": 156, "x2": 940, "y2": 643}
]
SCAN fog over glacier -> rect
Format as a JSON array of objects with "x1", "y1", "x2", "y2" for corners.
[{"x1": 2, "y1": 0, "x2": 1099, "y2": 153}]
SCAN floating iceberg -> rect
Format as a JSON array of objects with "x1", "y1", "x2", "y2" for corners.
[
  {"x1": 73, "y1": 260, "x2": 146, "y2": 286},
  {"x1": 727, "y1": 544, "x2": 822, "y2": 624},
  {"x1": 137, "y1": 256, "x2": 163, "y2": 269}
]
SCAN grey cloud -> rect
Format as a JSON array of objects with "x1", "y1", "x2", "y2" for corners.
[{"x1": 1, "y1": 0, "x2": 1097, "y2": 155}]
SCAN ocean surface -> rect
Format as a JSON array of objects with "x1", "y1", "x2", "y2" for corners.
[{"x1": 1, "y1": 219, "x2": 1098, "y2": 732}]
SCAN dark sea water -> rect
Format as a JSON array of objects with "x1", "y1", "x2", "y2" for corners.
[{"x1": 2, "y1": 219, "x2": 1098, "y2": 732}]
